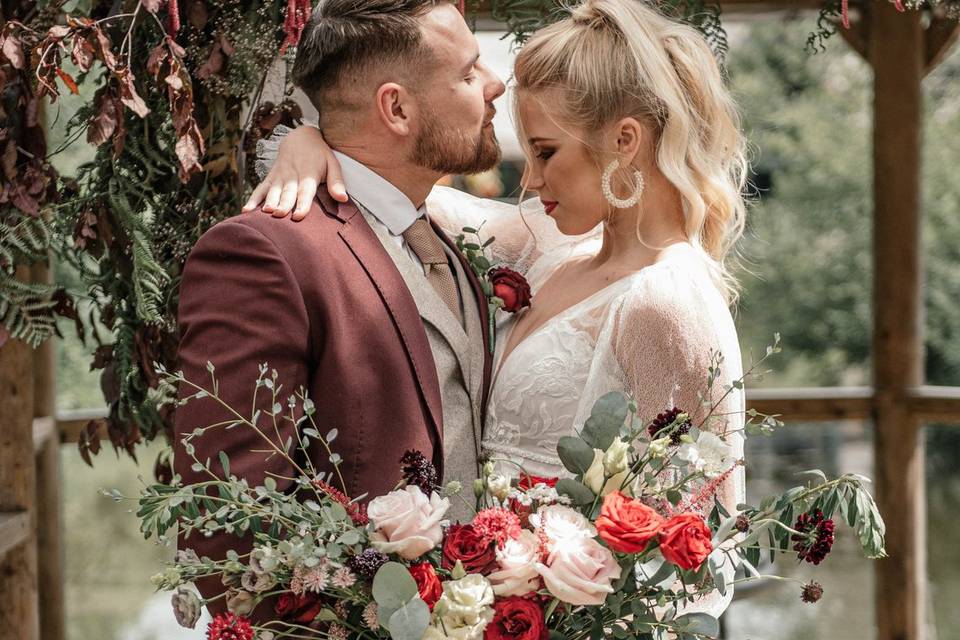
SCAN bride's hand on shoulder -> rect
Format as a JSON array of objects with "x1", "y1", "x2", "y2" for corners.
[{"x1": 242, "y1": 125, "x2": 348, "y2": 221}]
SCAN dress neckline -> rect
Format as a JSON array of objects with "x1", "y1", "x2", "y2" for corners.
[{"x1": 493, "y1": 244, "x2": 695, "y2": 383}]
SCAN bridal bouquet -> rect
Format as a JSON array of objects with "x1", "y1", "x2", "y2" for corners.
[{"x1": 132, "y1": 343, "x2": 886, "y2": 640}]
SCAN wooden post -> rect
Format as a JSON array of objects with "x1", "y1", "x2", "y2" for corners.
[
  {"x1": 869, "y1": 4, "x2": 926, "y2": 639},
  {"x1": 30, "y1": 261, "x2": 64, "y2": 640},
  {"x1": 0, "y1": 265, "x2": 40, "y2": 640}
]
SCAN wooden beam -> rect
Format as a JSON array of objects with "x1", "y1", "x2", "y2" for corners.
[
  {"x1": 869, "y1": 4, "x2": 926, "y2": 639},
  {"x1": 907, "y1": 385, "x2": 960, "y2": 422},
  {"x1": 925, "y1": 16, "x2": 960, "y2": 76},
  {"x1": 0, "y1": 265, "x2": 40, "y2": 640},
  {"x1": 55, "y1": 409, "x2": 106, "y2": 444},
  {"x1": 0, "y1": 512, "x2": 30, "y2": 561},
  {"x1": 838, "y1": 8, "x2": 870, "y2": 61},
  {"x1": 746, "y1": 386, "x2": 873, "y2": 421}
]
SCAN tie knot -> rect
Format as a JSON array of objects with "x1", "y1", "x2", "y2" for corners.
[{"x1": 402, "y1": 218, "x2": 448, "y2": 265}]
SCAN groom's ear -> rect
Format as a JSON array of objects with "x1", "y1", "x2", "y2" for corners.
[{"x1": 375, "y1": 82, "x2": 416, "y2": 137}]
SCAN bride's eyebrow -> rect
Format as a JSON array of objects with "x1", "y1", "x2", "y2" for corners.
[{"x1": 528, "y1": 137, "x2": 557, "y2": 145}]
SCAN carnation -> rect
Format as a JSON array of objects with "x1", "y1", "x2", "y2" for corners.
[{"x1": 472, "y1": 508, "x2": 522, "y2": 548}]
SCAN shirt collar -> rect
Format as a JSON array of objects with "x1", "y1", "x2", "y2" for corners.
[{"x1": 333, "y1": 150, "x2": 424, "y2": 236}]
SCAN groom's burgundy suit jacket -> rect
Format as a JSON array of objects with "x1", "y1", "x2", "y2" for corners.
[{"x1": 173, "y1": 190, "x2": 493, "y2": 618}]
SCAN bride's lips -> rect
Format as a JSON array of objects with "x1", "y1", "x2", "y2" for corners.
[{"x1": 542, "y1": 200, "x2": 558, "y2": 215}]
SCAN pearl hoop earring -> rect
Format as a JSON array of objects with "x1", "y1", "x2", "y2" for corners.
[{"x1": 602, "y1": 159, "x2": 644, "y2": 209}]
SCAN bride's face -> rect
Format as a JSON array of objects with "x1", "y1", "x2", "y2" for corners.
[{"x1": 518, "y1": 91, "x2": 609, "y2": 236}]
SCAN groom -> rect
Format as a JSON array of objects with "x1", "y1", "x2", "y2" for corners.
[{"x1": 173, "y1": 0, "x2": 505, "y2": 617}]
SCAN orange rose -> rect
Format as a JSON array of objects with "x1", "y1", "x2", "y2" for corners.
[
  {"x1": 658, "y1": 513, "x2": 713, "y2": 570},
  {"x1": 595, "y1": 491, "x2": 665, "y2": 554}
]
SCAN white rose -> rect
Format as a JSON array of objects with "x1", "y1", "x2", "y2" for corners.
[
  {"x1": 531, "y1": 504, "x2": 595, "y2": 551},
  {"x1": 433, "y1": 575, "x2": 495, "y2": 639},
  {"x1": 600, "y1": 470, "x2": 630, "y2": 497},
  {"x1": 603, "y1": 438, "x2": 630, "y2": 475},
  {"x1": 535, "y1": 536, "x2": 622, "y2": 606},
  {"x1": 487, "y1": 530, "x2": 541, "y2": 597},
  {"x1": 486, "y1": 474, "x2": 511, "y2": 501},
  {"x1": 367, "y1": 485, "x2": 449, "y2": 560},
  {"x1": 583, "y1": 448, "x2": 606, "y2": 493}
]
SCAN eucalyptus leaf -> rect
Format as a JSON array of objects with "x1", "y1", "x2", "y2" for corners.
[
  {"x1": 675, "y1": 613, "x2": 719, "y2": 637},
  {"x1": 557, "y1": 436, "x2": 596, "y2": 475},
  {"x1": 387, "y1": 598, "x2": 430, "y2": 640},
  {"x1": 373, "y1": 562, "x2": 419, "y2": 611},
  {"x1": 581, "y1": 391, "x2": 629, "y2": 450},
  {"x1": 556, "y1": 478, "x2": 596, "y2": 505}
]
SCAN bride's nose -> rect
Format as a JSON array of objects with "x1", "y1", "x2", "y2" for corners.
[{"x1": 521, "y1": 162, "x2": 544, "y2": 191}]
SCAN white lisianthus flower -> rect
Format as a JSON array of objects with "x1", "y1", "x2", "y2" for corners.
[
  {"x1": 486, "y1": 474, "x2": 511, "y2": 501},
  {"x1": 648, "y1": 436, "x2": 672, "y2": 459},
  {"x1": 583, "y1": 449, "x2": 606, "y2": 493},
  {"x1": 603, "y1": 438, "x2": 631, "y2": 475},
  {"x1": 432, "y1": 574, "x2": 495, "y2": 639},
  {"x1": 678, "y1": 432, "x2": 735, "y2": 478}
]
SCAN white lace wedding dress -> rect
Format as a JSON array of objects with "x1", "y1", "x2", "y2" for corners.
[{"x1": 426, "y1": 186, "x2": 745, "y2": 620}]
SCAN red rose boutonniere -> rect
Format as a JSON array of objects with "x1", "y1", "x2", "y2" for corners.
[{"x1": 456, "y1": 225, "x2": 532, "y2": 353}]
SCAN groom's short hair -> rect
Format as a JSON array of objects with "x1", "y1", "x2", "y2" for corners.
[{"x1": 292, "y1": 0, "x2": 448, "y2": 129}]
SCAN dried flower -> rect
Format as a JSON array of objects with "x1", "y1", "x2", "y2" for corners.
[
  {"x1": 791, "y1": 510, "x2": 836, "y2": 565},
  {"x1": 206, "y1": 612, "x2": 254, "y2": 640},
  {"x1": 735, "y1": 514, "x2": 751, "y2": 533},
  {"x1": 400, "y1": 450, "x2": 440, "y2": 495},
  {"x1": 226, "y1": 590, "x2": 255, "y2": 616},
  {"x1": 312, "y1": 478, "x2": 368, "y2": 525},
  {"x1": 171, "y1": 587, "x2": 201, "y2": 629},
  {"x1": 801, "y1": 581, "x2": 824, "y2": 603}
]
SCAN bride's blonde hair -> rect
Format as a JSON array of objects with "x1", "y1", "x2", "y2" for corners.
[{"x1": 512, "y1": 0, "x2": 749, "y2": 304}]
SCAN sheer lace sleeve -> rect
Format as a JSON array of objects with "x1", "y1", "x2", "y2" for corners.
[
  {"x1": 573, "y1": 259, "x2": 745, "y2": 619},
  {"x1": 254, "y1": 123, "x2": 293, "y2": 180}
]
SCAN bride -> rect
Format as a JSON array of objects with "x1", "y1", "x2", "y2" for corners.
[{"x1": 252, "y1": 0, "x2": 747, "y2": 601}]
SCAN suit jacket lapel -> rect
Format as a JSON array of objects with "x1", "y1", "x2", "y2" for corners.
[
  {"x1": 328, "y1": 194, "x2": 444, "y2": 452},
  {"x1": 433, "y1": 219, "x2": 494, "y2": 425}
]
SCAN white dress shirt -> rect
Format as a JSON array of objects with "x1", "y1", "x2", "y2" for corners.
[{"x1": 333, "y1": 151, "x2": 427, "y2": 269}]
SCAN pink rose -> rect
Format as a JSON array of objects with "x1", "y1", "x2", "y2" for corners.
[
  {"x1": 535, "y1": 537, "x2": 622, "y2": 606},
  {"x1": 368, "y1": 485, "x2": 449, "y2": 560},
  {"x1": 487, "y1": 530, "x2": 541, "y2": 597}
]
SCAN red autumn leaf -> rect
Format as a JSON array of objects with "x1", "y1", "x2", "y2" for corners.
[
  {"x1": 90, "y1": 26, "x2": 117, "y2": 71},
  {"x1": 0, "y1": 31, "x2": 25, "y2": 69},
  {"x1": 78, "y1": 419, "x2": 104, "y2": 467},
  {"x1": 175, "y1": 128, "x2": 203, "y2": 181},
  {"x1": 88, "y1": 87, "x2": 120, "y2": 148},
  {"x1": 141, "y1": 0, "x2": 164, "y2": 12},
  {"x1": 2, "y1": 140, "x2": 17, "y2": 180},
  {"x1": 146, "y1": 42, "x2": 168, "y2": 79},
  {"x1": 56, "y1": 68, "x2": 79, "y2": 94},
  {"x1": 114, "y1": 67, "x2": 150, "y2": 117},
  {"x1": 47, "y1": 25, "x2": 71, "y2": 40},
  {"x1": 71, "y1": 36, "x2": 95, "y2": 72}
]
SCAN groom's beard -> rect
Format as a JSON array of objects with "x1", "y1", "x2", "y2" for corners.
[{"x1": 412, "y1": 110, "x2": 501, "y2": 175}]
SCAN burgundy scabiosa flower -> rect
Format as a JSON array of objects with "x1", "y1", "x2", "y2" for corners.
[
  {"x1": 400, "y1": 450, "x2": 440, "y2": 495},
  {"x1": 791, "y1": 509, "x2": 836, "y2": 565},
  {"x1": 647, "y1": 407, "x2": 691, "y2": 444},
  {"x1": 801, "y1": 581, "x2": 824, "y2": 603}
]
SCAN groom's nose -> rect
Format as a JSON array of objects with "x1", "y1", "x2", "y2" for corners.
[{"x1": 478, "y1": 61, "x2": 506, "y2": 102}]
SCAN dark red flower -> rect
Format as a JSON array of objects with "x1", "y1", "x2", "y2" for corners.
[
  {"x1": 400, "y1": 450, "x2": 440, "y2": 495},
  {"x1": 485, "y1": 596, "x2": 548, "y2": 640},
  {"x1": 442, "y1": 524, "x2": 498, "y2": 574},
  {"x1": 647, "y1": 407, "x2": 691, "y2": 445},
  {"x1": 489, "y1": 267, "x2": 532, "y2": 313},
  {"x1": 206, "y1": 612, "x2": 253, "y2": 640},
  {"x1": 409, "y1": 562, "x2": 443, "y2": 610},
  {"x1": 801, "y1": 581, "x2": 824, "y2": 603},
  {"x1": 347, "y1": 548, "x2": 389, "y2": 580},
  {"x1": 274, "y1": 592, "x2": 324, "y2": 624},
  {"x1": 791, "y1": 510, "x2": 835, "y2": 565}
]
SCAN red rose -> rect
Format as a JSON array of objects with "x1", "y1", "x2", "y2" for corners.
[
  {"x1": 489, "y1": 267, "x2": 532, "y2": 313},
  {"x1": 442, "y1": 524, "x2": 498, "y2": 574},
  {"x1": 517, "y1": 474, "x2": 559, "y2": 491},
  {"x1": 409, "y1": 562, "x2": 443, "y2": 610},
  {"x1": 274, "y1": 592, "x2": 323, "y2": 624},
  {"x1": 658, "y1": 513, "x2": 713, "y2": 570},
  {"x1": 484, "y1": 596, "x2": 548, "y2": 640},
  {"x1": 595, "y1": 491, "x2": 665, "y2": 554}
]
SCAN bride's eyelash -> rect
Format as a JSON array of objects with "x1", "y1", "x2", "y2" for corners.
[{"x1": 536, "y1": 149, "x2": 555, "y2": 160}]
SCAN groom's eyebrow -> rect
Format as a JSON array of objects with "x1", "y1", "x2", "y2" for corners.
[{"x1": 461, "y1": 53, "x2": 480, "y2": 74}]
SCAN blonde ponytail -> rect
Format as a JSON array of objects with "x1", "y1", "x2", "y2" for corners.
[{"x1": 513, "y1": 0, "x2": 748, "y2": 304}]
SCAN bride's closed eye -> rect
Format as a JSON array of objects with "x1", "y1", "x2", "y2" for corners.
[{"x1": 535, "y1": 149, "x2": 555, "y2": 161}]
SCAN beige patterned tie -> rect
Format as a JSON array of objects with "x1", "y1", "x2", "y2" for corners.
[{"x1": 402, "y1": 218, "x2": 463, "y2": 324}]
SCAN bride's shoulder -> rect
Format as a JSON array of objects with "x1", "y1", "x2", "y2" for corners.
[{"x1": 617, "y1": 253, "x2": 728, "y2": 321}]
